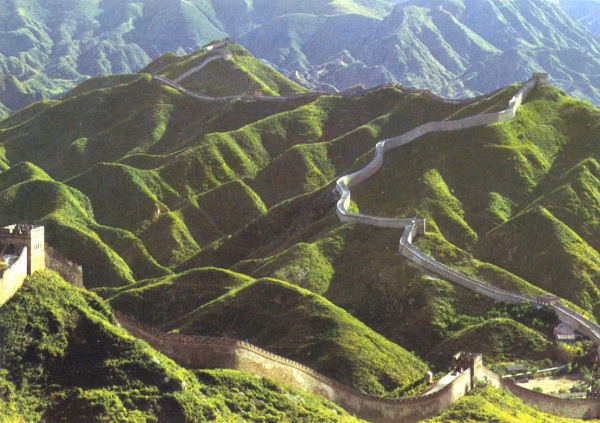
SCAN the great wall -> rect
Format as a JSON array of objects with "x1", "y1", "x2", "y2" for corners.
[
  {"x1": 115, "y1": 310, "x2": 490, "y2": 423},
  {"x1": 1, "y1": 40, "x2": 600, "y2": 422},
  {"x1": 0, "y1": 224, "x2": 83, "y2": 308},
  {"x1": 132, "y1": 51, "x2": 600, "y2": 420}
]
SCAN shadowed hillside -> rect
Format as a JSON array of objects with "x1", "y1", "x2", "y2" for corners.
[
  {"x1": 1, "y1": 45, "x2": 600, "y2": 421},
  {"x1": 0, "y1": 270, "x2": 363, "y2": 422}
]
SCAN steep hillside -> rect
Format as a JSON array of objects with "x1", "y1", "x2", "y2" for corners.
[
  {"x1": 422, "y1": 385, "x2": 591, "y2": 423},
  {"x1": 146, "y1": 43, "x2": 307, "y2": 97},
  {"x1": 3, "y1": 0, "x2": 600, "y2": 118},
  {"x1": 107, "y1": 276, "x2": 428, "y2": 395},
  {"x1": 0, "y1": 270, "x2": 362, "y2": 422},
  {"x1": 2, "y1": 48, "x2": 600, "y2": 420},
  {"x1": 559, "y1": 0, "x2": 600, "y2": 37},
  {"x1": 276, "y1": 0, "x2": 600, "y2": 101}
]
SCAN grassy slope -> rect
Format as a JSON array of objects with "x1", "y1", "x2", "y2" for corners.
[
  {"x1": 101, "y1": 267, "x2": 254, "y2": 329},
  {"x1": 152, "y1": 43, "x2": 307, "y2": 97},
  {"x1": 182, "y1": 82, "x2": 600, "y2": 370},
  {"x1": 432, "y1": 317, "x2": 570, "y2": 366},
  {"x1": 422, "y1": 385, "x2": 598, "y2": 423},
  {"x1": 175, "y1": 278, "x2": 428, "y2": 396},
  {"x1": 102, "y1": 273, "x2": 428, "y2": 397},
  {"x1": 0, "y1": 270, "x2": 365, "y2": 423},
  {"x1": 3, "y1": 49, "x2": 600, "y2": 419},
  {"x1": 350, "y1": 85, "x2": 600, "y2": 316}
]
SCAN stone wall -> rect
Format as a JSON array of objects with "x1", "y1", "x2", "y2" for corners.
[
  {"x1": 469, "y1": 366, "x2": 600, "y2": 419},
  {"x1": 0, "y1": 246, "x2": 27, "y2": 307},
  {"x1": 330, "y1": 72, "x2": 600, "y2": 419},
  {"x1": 115, "y1": 311, "x2": 478, "y2": 423},
  {"x1": 334, "y1": 76, "x2": 541, "y2": 232},
  {"x1": 45, "y1": 244, "x2": 84, "y2": 288},
  {"x1": 398, "y1": 223, "x2": 531, "y2": 305},
  {"x1": 154, "y1": 75, "x2": 327, "y2": 103},
  {"x1": 502, "y1": 379, "x2": 600, "y2": 419}
]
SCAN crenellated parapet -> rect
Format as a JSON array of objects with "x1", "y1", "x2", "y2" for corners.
[
  {"x1": 0, "y1": 223, "x2": 46, "y2": 308},
  {"x1": 114, "y1": 310, "x2": 483, "y2": 423},
  {"x1": 0, "y1": 223, "x2": 45, "y2": 275}
]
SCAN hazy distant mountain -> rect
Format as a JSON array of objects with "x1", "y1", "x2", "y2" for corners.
[
  {"x1": 2, "y1": 0, "x2": 600, "y2": 117},
  {"x1": 252, "y1": 0, "x2": 600, "y2": 101},
  {"x1": 559, "y1": 0, "x2": 600, "y2": 37}
]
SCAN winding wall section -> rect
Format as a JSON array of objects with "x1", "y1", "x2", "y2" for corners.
[
  {"x1": 115, "y1": 311, "x2": 478, "y2": 423},
  {"x1": 144, "y1": 56, "x2": 600, "y2": 420},
  {"x1": 334, "y1": 72, "x2": 600, "y2": 418},
  {"x1": 0, "y1": 42, "x2": 596, "y2": 421}
]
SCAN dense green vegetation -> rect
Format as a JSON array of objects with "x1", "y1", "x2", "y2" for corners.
[
  {"x1": 149, "y1": 44, "x2": 307, "y2": 97},
  {"x1": 105, "y1": 273, "x2": 428, "y2": 396},
  {"x1": 422, "y1": 385, "x2": 596, "y2": 423},
  {"x1": 2, "y1": 42, "x2": 600, "y2": 421},
  {"x1": 2, "y1": 0, "x2": 600, "y2": 119},
  {"x1": 0, "y1": 270, "x2": 365, "y2": 422}
]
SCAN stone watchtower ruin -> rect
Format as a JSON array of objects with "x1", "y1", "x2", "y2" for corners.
[{"x1": 0, "y1": 223, "x2": 45, "y2": 274}]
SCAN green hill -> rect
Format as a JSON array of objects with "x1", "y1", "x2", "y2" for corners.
[
  {"x1": 0, "y1": 270, "x2": 363, "y2": 422},
  {"x1": 432, "y1": 317, "x2": 570, "y2": 366},
  {"x1": 148, "y1": 43, "x2": 307, "y2": 97},
  {"x1": 422, "y1": 385, "x2": 594, "y2": 423},
  {"x1": 3, "y1": 0, "x2": 600, "y2": 118},
  {"x1": 2, "y1": 46, "x2": 600, "y2": 421},
  {"x1": 104, "y1": 273, "x2": 428, "y2": 396}
]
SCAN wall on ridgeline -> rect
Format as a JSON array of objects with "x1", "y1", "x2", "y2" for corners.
[
  {"x1": 0, "y1": 246, "x2": 27, "y2": 307},
  {"x1": 334, "y1": 75, "x2": 542, "y2": 231},
  {"x1": 154, "y1": 75, "x2": 327, "y2": 103},
  {"x1": 398, "y1": 230, "x2": 531, "y2": 305},
  {"x1": 115, "y1": 311, "x2": 478, "y2": 423},
  {"x1": 330, "y1": 71, "x2": 600, "y2": 419}
]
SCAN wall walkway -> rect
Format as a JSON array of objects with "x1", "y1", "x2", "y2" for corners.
[
  {"x1": 333, "y1": 72, "x2": 600, "y2": 419},
  {"x1": 115, "y1": 311, "x2": 478, "y2": 423}
]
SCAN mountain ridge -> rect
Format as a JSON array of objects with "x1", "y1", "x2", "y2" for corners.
[
  {"x1": 1, "y1": 43, "x2": 599, "y2": 421},
  {"x1": 2, "y1": 0, "x2": 600, "y2": 118}
]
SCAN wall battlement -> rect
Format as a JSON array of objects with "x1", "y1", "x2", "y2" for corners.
[
  {"x1": 0, "y1": 223, "x2": 46, "y2": 308},
  {"x1": 332, "y1": 73, "x2": 600, "y2": 419},
  {"x1": 0, "y1": 223, "x2": 45, "y2": 275},
  {"x1": 115, "y1": 311, "x2": 482, "y2": 423}
]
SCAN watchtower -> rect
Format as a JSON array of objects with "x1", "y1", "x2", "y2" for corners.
[
  {"x1": 533, "y1": 73, "x2": 549, "y2": 86},
  {"x1": 0, "y1": 224, "x2": 45, "y2": 274}
]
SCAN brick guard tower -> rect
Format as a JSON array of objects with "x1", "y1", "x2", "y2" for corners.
[{"x1": 0, "y1": 223, "x2": 45, "y2": 274}]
